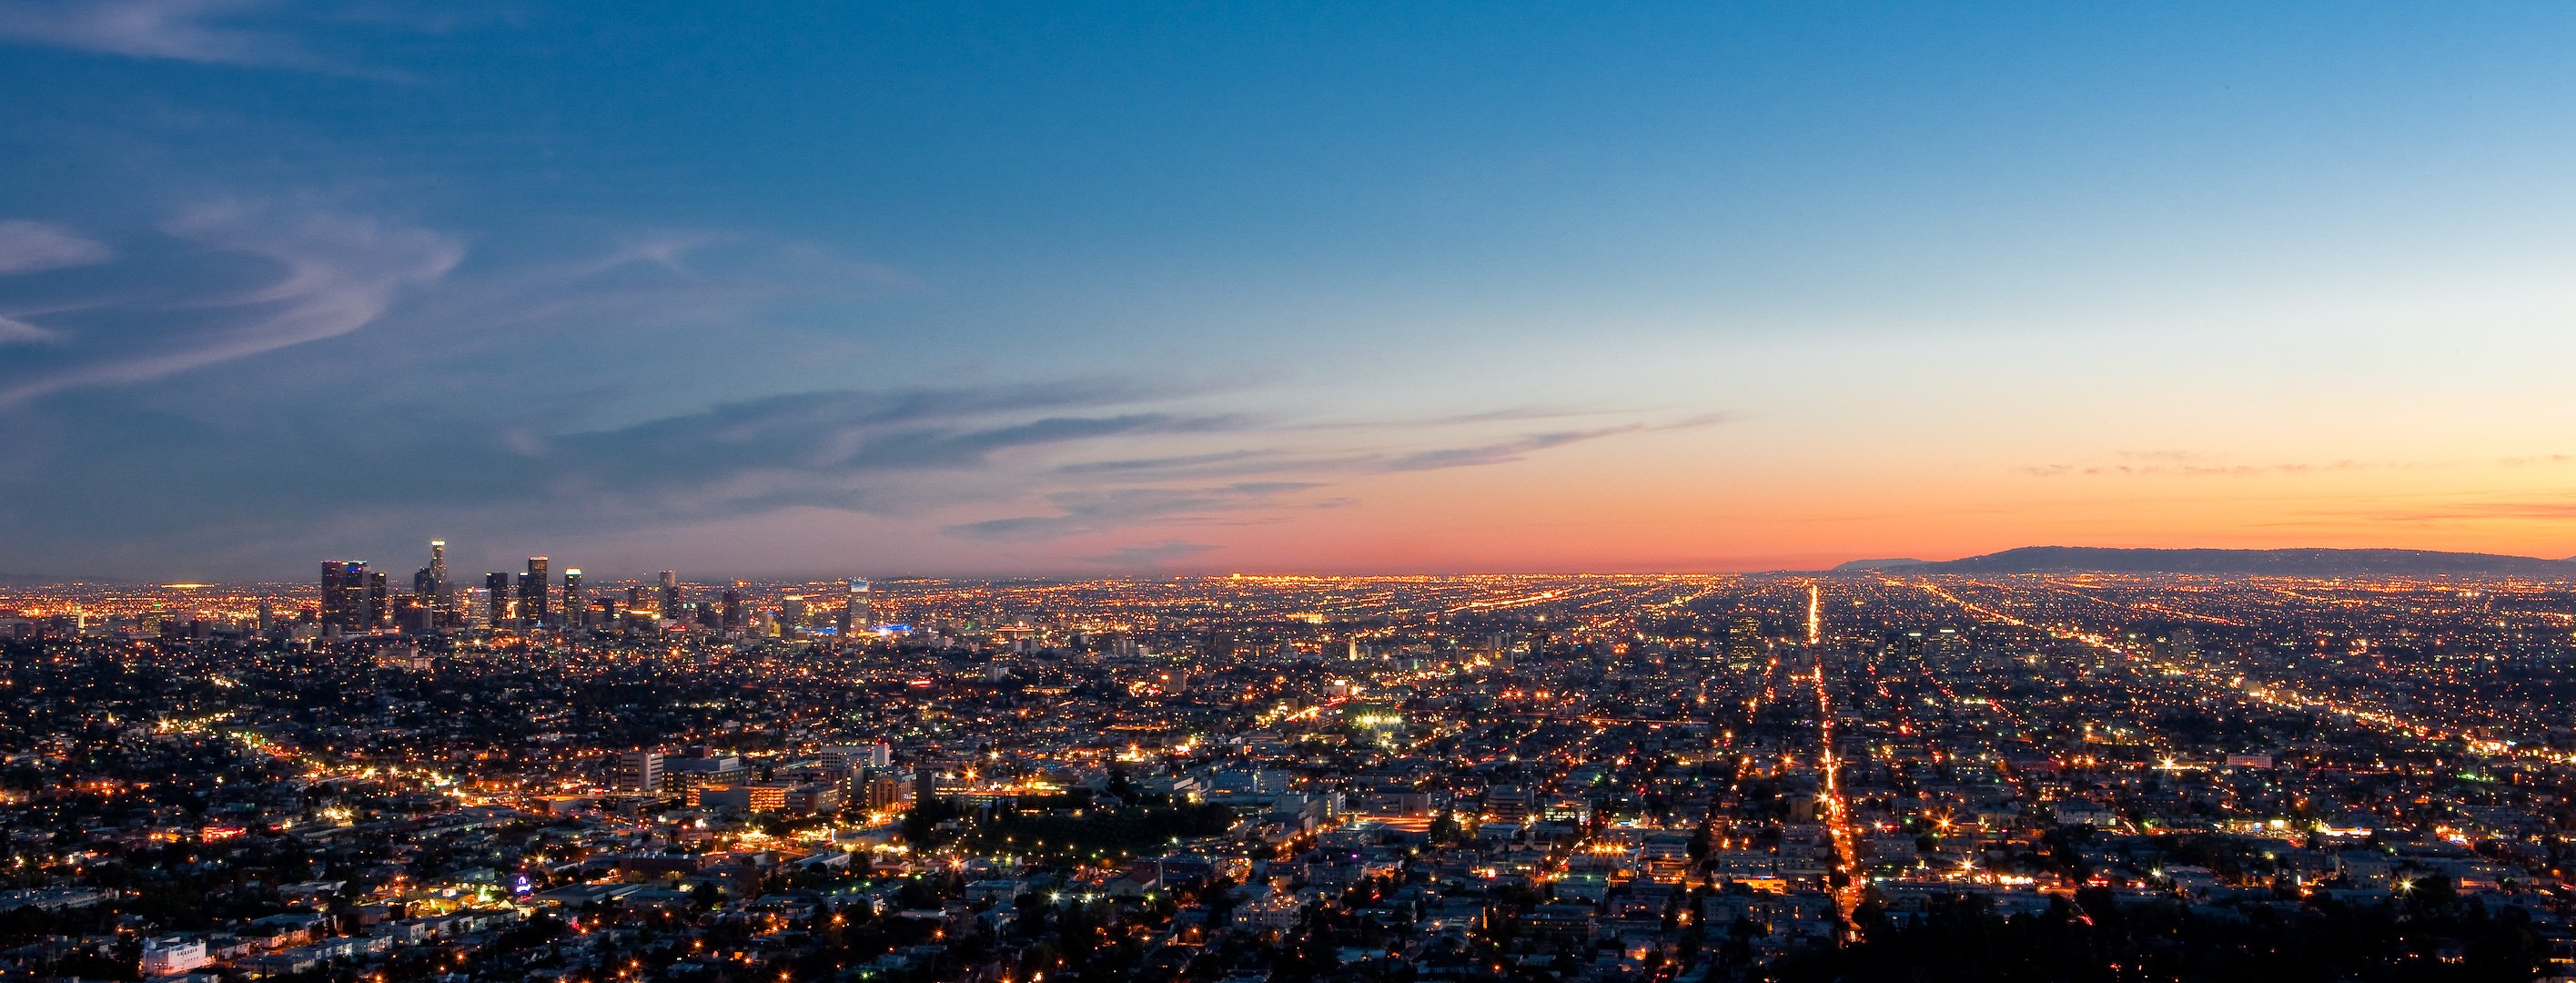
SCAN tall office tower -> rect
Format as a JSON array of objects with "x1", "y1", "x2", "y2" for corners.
[
  {"x1": 486, "y1": 572, "x2": 511, "y2": 624},
  {"x1": 1726, "y1": 614, "x2": 1761, "y2": 664},
  {"x1": 412, "y1": 541, "x2": 451, "y2": 623},
  {"x1": 412, "y1": 542, "x2": 447, "y2": 598},
  {"x1": 521, "y1": 556, "x2": 551, "y2": 625},
  {"x1": 782, "y1": 594, "x2": 808, "y2": 628},
  {"x1": 561, "y1": 569, "x2": 585, "y2": 628},
  {"x1": 838, "y1": 578, "x2": 873, "y2": 633},
  {"x1": 657, "y1": 571, "x2": 680, "y2": 617},
  {"x1": 319, "y1": 561, "x2": 370, "y2": 632},
  {"x1": 721, "y1": 588, "x2": 743, "y2": 629},
  {"x1": 367, "y1": 571, "x2": 390, "y2": 627}
]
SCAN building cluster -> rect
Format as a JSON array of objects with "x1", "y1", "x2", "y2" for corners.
[{"x1": 0, "y1": 568, "x2": 2573, "y2": 980}]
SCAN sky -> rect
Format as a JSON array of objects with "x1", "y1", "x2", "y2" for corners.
[{"x1": 3, "y1": 1, "x2": 2576, "y2": 582}]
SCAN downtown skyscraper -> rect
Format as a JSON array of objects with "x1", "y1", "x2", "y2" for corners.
[
  {"x1": 519, "y1": 556, "x2": 550, "y2": 627},
  {"x1": 318, "y1": 560, "x2": 370, "y2": 633}
]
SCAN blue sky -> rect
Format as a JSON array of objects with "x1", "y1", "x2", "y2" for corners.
[{"x1": 5, "y1": 2, "x2": 2576, "y2": 580}]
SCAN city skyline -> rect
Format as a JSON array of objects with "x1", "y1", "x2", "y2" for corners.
[{"x1": 6, "y1": 4, "x2": 2576, "y2": 579}]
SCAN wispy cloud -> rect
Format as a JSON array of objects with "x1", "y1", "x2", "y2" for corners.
[
  {"x1": 948, "y1": 417, "x2": 1730, "y2": 543},
  {"x1": 0, "y1": 197, "x2": 1720, "y2": 570},
  {"x1": 1374, "y1": 413, "x2": 1722, "y2": 472},
  {"x1": 944, "y1": 482, "x2": 1328, "y2": 542},
  {"x1": 0, "y1": 0, "x2": 338, "y2": 70},
  {"x1": 0, "y1": 220, "x2": 110, "y2": 273},
  {"x1": 1080, "y1": 539, "x2": 1218, "y2": 568},
  {"x1": 0, "y1": 315, "x2": 55, "y2": 345},
  {"x1": 0, "y1": 202, "x2": 461, "y2": 407},
  {"x1": 1056, "y1": 450, "x2": 1274, "y2": 474},
  {"x1": 541, "y1": 389, "x2": 1241, "y2": 516},
  {"x1": 1380, "y1": 428, "x2": 1631, "y2": 471}
]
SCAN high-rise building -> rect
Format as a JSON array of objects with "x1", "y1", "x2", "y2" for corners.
[
  {"x1": 521, "y1": 556, "x2": 551, "y2": 626},
  {"x1": 367, "y1": 571, "x2": 389, "y2": 628},
  {"x1": 319, "y1": 561, "x2": 370, "y2": 633},
  {"x1": 562, "y1": 568, "x2": 585, "y2": 628},
  {"x1": 658, "y1": 571, "x2": 680, "y2": 617},
  {"x1": 721, "y1": 588, "x2": 743, "y2": 630},
  {"x1": 413, "y1": 540, "x2": 450, "y2": 622},
  {"x1": 838, "y1": 578, "x2": 873, "y2": 633},
  {"x1": 486, "y1": 572, "x2": 511, "y2": 625}
]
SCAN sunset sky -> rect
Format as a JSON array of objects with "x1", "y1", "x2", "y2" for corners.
[{"x1": 3, "y1": 3, "x2": 2575, "y2": 580}]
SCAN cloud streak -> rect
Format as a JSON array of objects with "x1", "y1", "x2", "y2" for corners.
[
  {"x1": 0, "y1": 203, "x2": 461, "y2": 407},
  {"x1": 0, "y1": 220, "x2": 110, "y2": 273},
  {"x1": 944, "y1": 482, "x2": 1328, "y2": 542},
  {"x1": 0, "y1": 314, "x2": 54, "y2": 344},
  {"x1": 1080, "y1": 539, "x2": 1219, "y2": 568},
  {"x1": 0, "y1": 0, "x2": 338, "y2": 69},
  {"x1": 1381, "y1": 428, "x2": 1631, "y2": 471},
  {"x1": 956, "y1": 417, "x2": 1725, "y2": 544}
]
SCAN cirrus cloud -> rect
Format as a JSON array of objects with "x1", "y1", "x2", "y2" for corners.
[
  {"x1": 0, "y1": 219, "x2": 110, "y2": 273},
  {"x1": 0, "y1": 202, "x2": 461, "y2": 407}
]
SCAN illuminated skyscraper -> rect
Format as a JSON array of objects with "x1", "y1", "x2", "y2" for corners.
[
  {"x1": 319, "y1": 560, "x2": 370, "y2": 633},
  {"x1": 839, "y1": 578, "x2": 873, "y2": 633},
  {"x1": 367, "y1": 570, "x2": 389, "y2": 627},
  {"x1": 521, "y1": 556, "x2": 551, "y2": 626},
  {"x1": 562, "y1": 568, "x2": 584, "y2": 628},
  {"x1": 658, "y1": 571, "x2": 680, "y2": 617},
  {"x1": 413, "y1": 541, "x2": 450, "y2": 623},
  {"x1": 487, "y1": 572, "x2": 511, "y2": 625}
]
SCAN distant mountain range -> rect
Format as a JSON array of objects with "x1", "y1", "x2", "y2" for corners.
[{"x1": 1830, "y1": 546, "x2": 2576, "y2": 578}]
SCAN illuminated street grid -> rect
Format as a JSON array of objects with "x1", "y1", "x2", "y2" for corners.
[{"x1": 0, "y1": 569, "x2": 2572, "y2": 980}]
